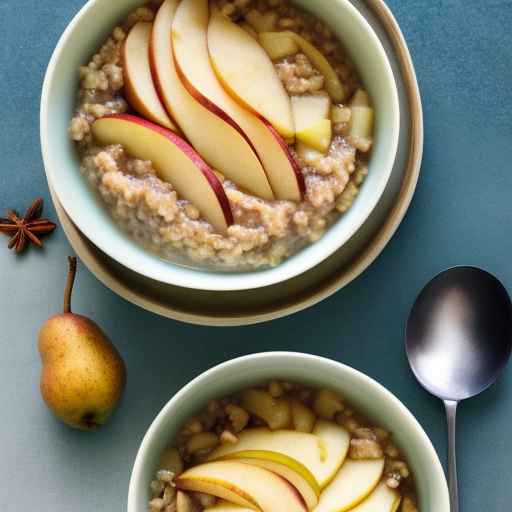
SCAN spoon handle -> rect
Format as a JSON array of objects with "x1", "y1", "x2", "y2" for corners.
[{"x1": 444, "y1": 400, "x2": 459, "y2": 512}]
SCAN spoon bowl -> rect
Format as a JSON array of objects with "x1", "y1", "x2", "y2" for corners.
[
  {"x1": 406, "y1": 266, "x2": 512, "y2": 512},
  {"x1": 406, "y1": 266, "x2": 512, "y2": 401}
]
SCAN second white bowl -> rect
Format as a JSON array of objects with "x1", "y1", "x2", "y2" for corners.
[{"x1": 127, "y1": 352, "x2": 449, "y2": 511}]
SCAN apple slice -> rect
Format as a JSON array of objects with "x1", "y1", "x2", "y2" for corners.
[
  {"x1": 207, "y1": 429, "x2": 323, "y2": 473},
  {"x1": 289, "y1": 33, "x2": 347, "y2": 102},
  {"x1": 312, "y1": 420, "x2": 350, "y2": 488},
  {"x1": 245, "y1": 9, "x2": 278, "y2": 33},
  {"x1": 350, "y1": 89, "x2": 371, "y2": 107},
  {"x1": 122, "y1": 22, "x2": 176, "y2": 131},
  {"x1": 348, "y1": 108, "x2": 374, "y2": 138},
  {"x1": 206, "y1": 502, "x2": 253, "y2": 512},
  {"x1": 150, "y1": 0, "x2": 274, "y2": 200},
  {"x1": 259, "y1": 31, "x2": 299, "y2": 60},
  {"x1": 210, "y1": 450, "x2": 319, "y2": 510},
  {"x1": 91, "y1": 114, "x2": 233, "y2": 234},
  {"x1": 176, "y1": 461, "x2": 307, "y2": 512},
  {"x1": 172, "y1": 0, "x2": 304, "y2": 201},
  {"x1": 350, "y1": 482, "x2": 401, "y2": 512},
  {"x1": 208, "y1": 427, "x2": 343, "y2": 494},
  {"x1": 348, "y1": 89, "x2": 374, "y2": 139},
  {"x1": 296, "y1": 119, "x2": 332, "y2": 153},
  {"x1": 291, "y1": 92, "x2": 332, "y2": 153},
  {"x1": 208, "y1": 8, "x2": 294, "y2": 139},
  {"x1": 314, "y1": 458, "x2": 385, "y2": 512},
  {"x1": 292, "y1": 95, "x2": 330, "y2": 134}
]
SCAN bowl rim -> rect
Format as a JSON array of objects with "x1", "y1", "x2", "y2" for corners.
[
  {"x1": 41, "y1": 0, "x2": 400, "y2": 292},
  {"x1": 127, "y1": 352, "x2": 449, "y2": 511}
]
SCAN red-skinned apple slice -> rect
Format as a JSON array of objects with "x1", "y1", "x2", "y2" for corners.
[
  {"x1": 150, "y1": 0, "x2": 273, "y2": 200},
  {"x1": 258, "y1": 119, "x2": 306, "y2": 201},
  {"x1": 207, "y1": 8, "x2": 294, "y2": 139},
  {"x1": 172, "y1": 0, "x2": 304, "y2": 201},
  {"x1": 91, "y1": 114, "x2": 233, "y2": 234},
  {"x1": 122, "y1": 22, "x2": 176, "y2": 131}
]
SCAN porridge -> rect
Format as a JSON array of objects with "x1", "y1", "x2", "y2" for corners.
[
  {"x1": 69, "y1": 0, "x2": 375, "y2": 271},
  {"x1": 148, "y1": 381, "x2": 419, "y2": 511}
]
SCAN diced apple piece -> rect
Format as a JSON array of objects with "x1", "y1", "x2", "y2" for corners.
[
  {"x1": 291, "y1": 400, "x2": 316, "y2": 433},
  {"x1": 159, "y1": 447, "x2": 184, "y2": 475},
  {"x1": 290, "y1": 33, "x2": 347, "y2": 102},
  {"x1": 312, "y1": 420, "x2": 350, "y2": 488},
  {"x1": 91, "y1": 114, "x2": 233, "y2": 234},
  {"x1": 177, "y1": 491, "x2": 201, "y2": 512},
  {"x1": 297, "y1": 119, "x2": 332, "y2": 153},
  {"x1": 259, "y1": 31, "x2": 299, "y2": 60},
  {"x1": 172, "y1": 0, "x2": 304, "y2": 201},
  {"x1": 296, "y1": 142, "x2": 324, "y2": 165},
  {"x1": 176, "y1": 461, "x2": 307, "y2": 512},
  {"x1": 241, "y1": 389, "x2": 291, "y2": 430},
  {"x1": 350, "y1": 89, "x2": 371, "y2": 107},
  {"x1": 314, "y1": 458, "x2": 385, "y2": 512},
  {"x1": 208, "y1": 9, "x2": 295, "y2": 139},
  {"x1": 151, "y1": 0, "x2": 273, "y2": 200},
  {"x1": 350, "y1": 482, "x2": 401, "y2": 512},
  {"x1": 245, "y1": 9, "x2": 278, "y2": 33},
  {"x1": 348, "y1": 89, "x2": 374, "y2": 139},
  {"x1": 123, "y1": 22, "x2": 176, "y2": 131},
  {"x1": 312, "y1": 389, "x2": 344, "y2": 421},
  {"x1": 291, "y1": 94, "x2": 332, "y2": 152},
  {"x1": 292, "y1": 95, "x2": 331, "y2": 133},
  {"x1": 348, "y1": 107, "x2": 374, "y2": 138},
  {"x1": 330, "y1": 105, "x2": 351, "y2": 124}
]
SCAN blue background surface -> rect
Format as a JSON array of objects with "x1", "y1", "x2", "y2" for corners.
[{"x1": 0, "y1": 0, "x2": 511, "y2": 510}]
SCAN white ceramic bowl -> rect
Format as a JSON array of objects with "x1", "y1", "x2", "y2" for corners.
[
  {"x1": 127, "y1": 352, "x2": 449, "y2": 511},
  {"x1": 41, "y1": 0, "x2": 399, "y2": 291}
]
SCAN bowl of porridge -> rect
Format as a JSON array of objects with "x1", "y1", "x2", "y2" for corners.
[
  {"x1": 127, "y1": 352, "x2": 449, "y2": 512},
  {"x1": 41, "y1": 0, "x2": 399, "y2": 291}
]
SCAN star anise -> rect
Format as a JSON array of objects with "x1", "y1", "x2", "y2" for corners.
[{"x1": 0, "y1": 198, "x2": 57, "y2": 253}]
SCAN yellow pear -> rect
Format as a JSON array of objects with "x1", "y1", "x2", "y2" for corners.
[{"x1": 38, "y1": 257, "x2": 126, "y2": 430}]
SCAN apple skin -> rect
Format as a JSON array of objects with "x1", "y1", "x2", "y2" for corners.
[
  {"x1": 176, "y1": 461, "x2": 307, "y2": 512},
  {"x1": 212, "y1": 451, "x2": 320, "y2": 510},
  {"x1": 122, "y1": 22, "x2": 177, "y2": 131},
  {"x1": 263, "y1": 120, "x2": 306, "y2": 200},
  {"x1": 172, "y1": 53, "x2": 261, "y2": 160},
  {"x1": 207, "y1": 8, "x2": 295, "y2": 139},
  {"x1": 149, "y1": 0, "x2": 274, "y2": 201},
  {"x1": 92, "y1": 113, "x2": 234, "y2": 232},
  {"x1": 172, "y1": 0, "x2": 305, "y2": 202}
]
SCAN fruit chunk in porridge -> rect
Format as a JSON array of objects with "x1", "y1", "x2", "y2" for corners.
[
  {"x1": 69, "y1": 0, "x2": 375, "y2": 271},
  {"x1": 148, "y1": 381, "x2": 419, "y2": 511}
]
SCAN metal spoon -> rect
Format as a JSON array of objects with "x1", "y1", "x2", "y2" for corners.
[{"x1": 406, "y1": 266, "x2": 512, "y2": 512}]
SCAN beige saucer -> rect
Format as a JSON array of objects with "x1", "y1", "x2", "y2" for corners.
[{"x1": 48, "y1": 0, "x2": 422, "y2": 326}]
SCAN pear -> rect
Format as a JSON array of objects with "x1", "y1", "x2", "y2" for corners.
[{"x1": 38, "y1": 257, "x2": 126, "y2": 430}]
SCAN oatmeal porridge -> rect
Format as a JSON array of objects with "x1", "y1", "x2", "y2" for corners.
[
  {"x1": 69, "y1": 0, "x2": 375, "y2": 271},
  {"x1": 148, "y1": 381, "x2": 419, "y2": 511}
]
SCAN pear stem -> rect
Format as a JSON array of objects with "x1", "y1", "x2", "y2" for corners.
[{"x1": 64, "y1": 256, "x2": 77, "y2": 314}]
